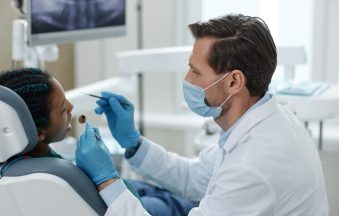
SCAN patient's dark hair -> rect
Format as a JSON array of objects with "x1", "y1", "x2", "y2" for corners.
[
  {"x1": 188, "y1": 14, "x2": 277, "y2": 97},
  {"x1": 0, "y1": 68, "x2": 53, "y2": 131}
]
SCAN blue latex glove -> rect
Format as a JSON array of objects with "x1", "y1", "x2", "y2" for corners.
[
  {"x1": 76, "y1": 122, "x2": 119, "y2": 186},
  {"x1": 95, "y1": 92, "x2": 140, "y2": 148}
]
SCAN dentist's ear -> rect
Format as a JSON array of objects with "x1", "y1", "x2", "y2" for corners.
[{"x1": 225, "y1": 70, "x2": 246, "y2": 95}]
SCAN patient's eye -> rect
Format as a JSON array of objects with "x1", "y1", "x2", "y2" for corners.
[{"x1": 60, "y1": 107, "x2": 67, "y2": 114}]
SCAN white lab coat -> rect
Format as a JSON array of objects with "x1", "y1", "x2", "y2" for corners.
[{"x1": 105, "y1": 97, "x2": 329, "y2": 216}]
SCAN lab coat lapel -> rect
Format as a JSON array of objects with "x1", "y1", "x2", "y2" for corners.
[{"x1": 222, "y1": 97, "x2": 279, "y2": 153}]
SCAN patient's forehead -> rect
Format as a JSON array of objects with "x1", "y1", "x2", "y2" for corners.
[{"x1": 49, "y1": 78, "x2": 65, "y2": 109}]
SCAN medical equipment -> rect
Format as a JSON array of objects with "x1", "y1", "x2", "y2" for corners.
[
  {"x1": 193, "y1": 120, "x2": 221, "y2": 154},
  {"x1": 27, "y1": 0, "x2": 126, "y2": 46},
  {"x1": 66, "y1": 76, "x2": 136, "y2": 116},
  {"x1": 82, "y1": 92, "x2": 108, "y2": 101},
  {"x1": 0, "y1": 86, "x2": 107, "y2": 216},
  {"x1": 12, "y1": 19, "x2": 59, "y2": 68},
  {"x1": 82, "y1": 92, "x2": 132, "y2": 108},
  {"x1": 95, "y1": 92, "x2": 141, "y2": 149},
  {"x1": 79, "y1": 115, "x2": 87, "y2": 124},
  {"x1": 11, "y1": 0, "x2": 127, "y2": 68}
]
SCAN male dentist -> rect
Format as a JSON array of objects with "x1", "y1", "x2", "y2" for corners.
[{"x1": 76, "y1": 14, "x2": 329, "y2": 215}]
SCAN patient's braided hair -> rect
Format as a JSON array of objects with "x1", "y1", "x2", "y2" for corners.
[{"x1": 0, "y1": 68, "x2": 53, "y2": 131}]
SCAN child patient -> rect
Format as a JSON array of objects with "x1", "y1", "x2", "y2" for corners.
[{"x1": 0, "y1": 68, "x2": 73, "y2": 159}]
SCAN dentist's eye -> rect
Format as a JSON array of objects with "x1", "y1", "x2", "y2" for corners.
[{"x1": 192, "y1": 70, "x2": 200, "y2": 75}]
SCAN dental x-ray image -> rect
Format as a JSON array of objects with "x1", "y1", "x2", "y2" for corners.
[{"x1": 31, "y1": 0, "x2": 125, "y2": 34}]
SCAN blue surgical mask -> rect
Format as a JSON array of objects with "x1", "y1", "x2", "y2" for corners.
[{"x1": 183, "y1": 73, "x2": 231, "y2": 118}]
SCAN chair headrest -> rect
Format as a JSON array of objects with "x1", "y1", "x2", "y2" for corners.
[{"x1": 0, "y1": 86, "x2": 38, "y2": 163}]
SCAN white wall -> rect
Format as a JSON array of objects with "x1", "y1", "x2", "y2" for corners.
[
  {"x1": 199, "y1": 0, "x2": 339, "y2": 84},
  {"x1": 312, "y1": 0, "x2": 339, "y2": 84},
  {"x1": 201, "y1": 0, "x2": 315, "y2": 81}
]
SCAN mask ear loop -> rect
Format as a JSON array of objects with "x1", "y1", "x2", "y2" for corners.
[
  {"x1": 218, "y1": 94, "x2": 232, "y2": 109},
  {"x1": 204, "y1": 73, "x2": 230, "y2": 91}
]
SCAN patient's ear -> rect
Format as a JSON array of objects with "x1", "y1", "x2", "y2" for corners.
[{"x1": 37, "y1": 129, "x2": 47, "y2": 142}]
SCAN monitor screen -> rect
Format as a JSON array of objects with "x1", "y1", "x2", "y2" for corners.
[{"x1": 28, "y1": 0, "x2": 126, "y2": 46}]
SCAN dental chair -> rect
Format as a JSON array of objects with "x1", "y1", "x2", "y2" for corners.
[{"x1": 0, "y1": 86, "x2": 107, "y2": 216}]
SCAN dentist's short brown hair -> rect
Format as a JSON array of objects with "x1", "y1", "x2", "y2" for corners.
[{"x1": 189, "y1": 14, "x2": 277, "y2": 97}]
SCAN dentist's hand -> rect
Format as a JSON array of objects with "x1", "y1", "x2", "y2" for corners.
[
  {"x1": 76, "y1": 123, "x2": 119, "y2": 186},
  {"x1": 95, "y1": 92, "x2": 140, "y2": 148}
]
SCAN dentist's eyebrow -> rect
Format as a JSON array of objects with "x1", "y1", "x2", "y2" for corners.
[{"x1": 189, "y1": 63, "x2": 200, "y2": 72}]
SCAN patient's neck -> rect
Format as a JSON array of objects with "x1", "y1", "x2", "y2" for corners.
[{"x1": 28, "y1": 142, "x2": 52, "y2": 157}]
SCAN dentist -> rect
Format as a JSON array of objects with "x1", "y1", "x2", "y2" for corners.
[{"x1": 76, "y1": 14, "x2": 329, "y2": 215}]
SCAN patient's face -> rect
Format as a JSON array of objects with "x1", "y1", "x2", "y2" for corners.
[{"x1": 40, "y1": 78, "x2": 73, "y2": 144}]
